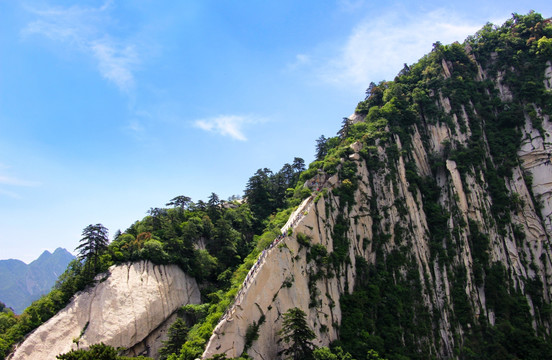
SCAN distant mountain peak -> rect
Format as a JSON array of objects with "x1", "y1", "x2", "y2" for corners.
[{"x1": 0, "y1": 248, "x2": 75, "y2": 313}]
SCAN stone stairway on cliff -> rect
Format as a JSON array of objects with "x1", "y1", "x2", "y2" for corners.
[{"x1": 218, "y1": 194, "x2": 315, "y2": 323}]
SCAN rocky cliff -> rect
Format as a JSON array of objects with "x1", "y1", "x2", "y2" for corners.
[
  {"x1": 203, "y1": 15, "x2": 552, "y2": 359},
  {"x1": 9, "y1": 261, "x2": 200, "y2": 360}
]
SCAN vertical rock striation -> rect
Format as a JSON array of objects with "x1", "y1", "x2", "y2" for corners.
[
  {"x1": 203, "y1": 16, "x2": 552, "y2": 359},
  {"x1": 9, "y1": 261, "x2": 200, "y2": 360}
]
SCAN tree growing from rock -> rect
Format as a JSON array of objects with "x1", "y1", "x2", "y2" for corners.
[
  {"x1": 278, "y1": 307, "x2": 316, "y2": 360},
  {"x1": 75, "y1": 224, "x2": 109, "y2": 278}
]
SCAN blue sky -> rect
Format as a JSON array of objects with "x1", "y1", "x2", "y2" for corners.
[{"x1": 1, "y1": 1, "x2": 551, "y2": 263}]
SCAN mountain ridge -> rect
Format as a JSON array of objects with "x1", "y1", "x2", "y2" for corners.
[
  {"x1": 2, "y1": 11, "x2": 552, "y2": 360},
  {"x1": 0, "y1": 248, "x2": 75, "y2": 314},
  {"x1": 201, "y1": 12, "x2": 552, "y2": 359}
]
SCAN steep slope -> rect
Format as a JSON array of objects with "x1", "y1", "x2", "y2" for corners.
[
  {"x1": 8, "y1": 261, "x2": 200, "y2": 360},
  {"x1": 0, "y1": 248, "x2": 75, "y2": 313},
  {"x1": 203, "y1": 13, "x2": 552, "y2": 359}
]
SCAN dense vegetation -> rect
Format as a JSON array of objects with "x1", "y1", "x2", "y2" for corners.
[
  {"x1": 155, "y1": 12, "x2": 552, "y2": 359},
  {"x1": 2, "y1": 11, "x2": 552, "y2": 360},
  {"x1": 0, "y1": 159, "x2": 308, "y2": 359},
  {"x1": 334, "y1": 11, "x2": 552, "y2": 360},
  {"x1": 56, "y1": 343, "x2": 152, "y2": 360}
]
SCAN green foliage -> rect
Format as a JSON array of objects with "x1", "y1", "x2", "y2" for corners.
[
  {"x1": 204, "y1": 354, "x2": 252, "y2": 360},
  {"x1": 243, "y1": 315, "x2": 265, "y2": 353},
  {"x1": 0, "y1": 182, "x2": 298, "y2": 359},
  {"x1": 329, "y1": 213, "x2": 352, "y2": 268},
  {"x1": 460, "y1": 264, "x2": 552, "y2": 359},
  {"x1": 536, "y1": 35, "x2": 552, "y2": 57},
  {"x1": 337, "y1": 255, "x2": 433, "y2": 360},
  {"x1": 159, "y1": 318, "x2": 189, "y2": 360},
  {"x1": 365, "y1": 349, "x2": 388, "y2": 360},
  {"x1": 171, "y1": 205, "x2": 301, "y2": 360},
  {"x1": 313, "y1": 346, "x2": 355, "y2": 360},
  {"x1": 244, "y1": 159, "x2": 306, "y2": 232},
  {"x1": 467, "y1": 220, "x2": 490, "y2": 286},
  {"x1": 140, "y1": 239, "x2": 170, "y2": 264},
  {"x1": 296, "y1": 232, "x2": 312, "y2": 248},
  {"x1": 76, "y1": 224, "x2": 110, "y2": 279},
  {"x1": 0, "y1": 256, "x2": 95, "y2": 359},
  {"x1": 4, "y1": 11, "x2": 552, "y2": 360},
  {"x1": 56, "y1": 343, "x2": 152, "y2": 360},
  {"x1": 278, "y1": 307, "x2": 317, "y2": 360},
  {"x1": 307, "y1": 244, "x2": 329, "y2": 266}
]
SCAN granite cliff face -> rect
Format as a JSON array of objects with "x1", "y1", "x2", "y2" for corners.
[
  {"x1": 9, "y1": 261, "x2": 200, "y2": 360},
  {"x1": 203, "y1": 27, "x2": 552, "y2": 359},
  {"x1": 7, "y1": 14, "x2": 550, "y2": 360}
]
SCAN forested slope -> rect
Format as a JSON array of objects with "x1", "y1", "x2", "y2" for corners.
[
  {"x1": 200, "y1": 11, "x2": 552, "y2": 360},
  {"x1": 2, "y1": 11, "x2": 552, "y2": 360}
]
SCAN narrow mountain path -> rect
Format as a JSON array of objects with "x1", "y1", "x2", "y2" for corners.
[{"x1": 219, "y1": 194, "x2": 315, "y2": 322}]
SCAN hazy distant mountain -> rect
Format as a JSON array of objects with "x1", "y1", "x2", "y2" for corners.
[{"x1": 0, "y1": 248, "x2": 75, "y2": 313}]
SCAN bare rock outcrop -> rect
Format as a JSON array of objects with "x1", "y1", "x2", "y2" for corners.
[
  {"x1": 202, "y1": 56, "x2": 552, "y2": 360},
  {"x1": 9, "y1": 261, "x2": 200, "y2": 360}
]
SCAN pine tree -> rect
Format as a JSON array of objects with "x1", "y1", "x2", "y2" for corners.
[
  {"x1": 278, "y1": 307, "x2": 316, "y2": 360},
  {"x1": 159, "y1": 318, "x2": 188, "y2": 360},
  {"x1": 75, "y1": 224, "x2": 109, "y2": 278},
  {"x1": 337, "y1": 117, "x2": 351, "y2": 138},
  {"x1": 315, "y1": 135, "x2": 328, "y2": 160}
]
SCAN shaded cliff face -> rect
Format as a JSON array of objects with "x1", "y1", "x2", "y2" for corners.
[
  {"x1": 9, "y1": 261, "x2": 200, "y2": 360},
  {"x1": 204, "y1": 14, "x2": 552, "y2": 359}
]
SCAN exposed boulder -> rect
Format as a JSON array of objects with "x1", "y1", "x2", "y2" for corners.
[{"x1": 9, "y1": 261, "x2": 200, "y2": 360}]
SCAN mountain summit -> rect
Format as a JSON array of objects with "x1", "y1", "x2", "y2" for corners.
[
  {"x1": 0, "y1": 248, "x2": 75, "y2": 313},
  {"x1": 2, "y1": 11, "x2": 552, "y2": 360}
]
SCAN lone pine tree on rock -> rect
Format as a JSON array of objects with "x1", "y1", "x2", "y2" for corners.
[{"x1": 75, "y1": 223, "x2": 109, "y2": 278}]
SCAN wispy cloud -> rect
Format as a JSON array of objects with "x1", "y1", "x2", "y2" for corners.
[
  {"x1": 123, "y1": 118, "x2": 147, "y2": 142},
  {"x1": 293, "y1": 8, "x2": 482, "y2": 92},
  {"x1": 91, "y1": 39, "x2": 137, "y2": 90},
  {"x1": 0, "y1": 175, "x2": 40, "y2": 187},
  {"x1": 0, "y1": 174, "x2": 41, "y2": 199},
  {"x1": 285, "y1": 54, "x2": 311, "y2": 72},
  {"x1": 22, "y1": 1, "x2": 138, "y2": 92},
  {"x1": 194, "y1": 115, "x2": 260, "y2": 141}
]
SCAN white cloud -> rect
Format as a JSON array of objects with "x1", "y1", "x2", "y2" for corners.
[
  {"x1": 0, "y1": 175, "x2": 40, "y2": 187},
  {"x1": 91, "y1": 39, "x2": 137, "y2": 90},
  {"x1": 298, "y1": 9, "x2": 483, "y2": 93},
  {"x1": 194, "y1": 115, "x2": 256, "y2": 141},
  {"x1": 22, "y1": 1, "x2": 138, "y2": 92},
  {"x1": 0, "y1": 174, "x2": 40, "y2": 199}
]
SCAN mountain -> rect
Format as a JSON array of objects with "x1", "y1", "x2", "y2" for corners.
[
  {"x1": 0, "y1": 248, "x2": 75, "y2": 314},
  {"x1": 3, "y1": 11, "x2": 552, "y2": 360},
  {"x1": 203, "y1": 12, "x2": 552, "y2": 359}
]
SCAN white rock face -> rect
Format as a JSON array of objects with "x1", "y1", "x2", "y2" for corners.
[
  {"x1": 202, "y1": 59, "x2": 552, "y2": 360},
  {"x1": 203, "y1": 196, "x2": 346, "y2": 359},
  {"x1": 519, "y1": 110, "x2": 552, "y2": 236},
  {"x1": 544, "y1": 61, "x2": 552, "y2": 90},
  {"x1": 9, "y1": 261, "x2": 200, "y2": 360}
]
